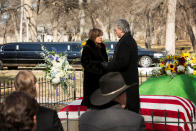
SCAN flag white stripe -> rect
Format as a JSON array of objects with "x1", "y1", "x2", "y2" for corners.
[
  {"x1": 58, "y1": 111, "x2": 86, "y2": 119},
  {"x1": 141, "y1": 102, "x2": 193, "y2": 129},
  {"x1": 143, "y1": 115, "x2": 194, "y2": 130}
]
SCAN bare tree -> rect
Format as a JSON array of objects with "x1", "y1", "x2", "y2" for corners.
[
  {"x1": 23, "y1": 0, "x2": 38, "y2": 42},
  {"x1": 165, "y1": 0, "x2": 177, "y2": 55},
  {"x1": 179, "y1": 0, "x2": 196, "y2": 52}
]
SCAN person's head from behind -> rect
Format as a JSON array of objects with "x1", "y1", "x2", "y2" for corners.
[
  {"x1": 113, "y1": 19, "x2": 130, "y2": 38},
  {"x1": 14, "y1": 70, "x2": 37, "y2": 98},
  {"x1": 90, "y1": 72, "x2": 137, "y2": 108},
  {"x1": 0, "y1": 91, "x2": 38, "y2": 131},
  {"x1": 88, "y1": 28, "x2": 103, "y2": 45}
]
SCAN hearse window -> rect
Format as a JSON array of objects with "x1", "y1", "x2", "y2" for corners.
[
  {"x1": 55, "y1": 45, "x2": 67, "y2": 52},
  {"x1": 71, "y1": 44, "x2": 81, "y2": 51},
  {"x1": 45, "y1": 44, "x2": 67, "y2": 52},
  {"x1": 19, "y1": 44, "x2": 41, "y2": 51},
  {"x1": 4, "y1": 44, "x2": 16, "y2": 51}
]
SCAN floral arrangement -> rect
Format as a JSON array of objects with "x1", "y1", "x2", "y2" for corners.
[
  {"x1": 41, "y1": 45, "x2": 74, "y2": 92},
  {"x1": 152, "y1": 52, "x2": 196, "y2": 78},
  {"x1": 82, "y1": 40, "x2": 87, "y2": 46}
]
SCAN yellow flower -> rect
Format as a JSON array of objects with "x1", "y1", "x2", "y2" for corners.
[
  {"x1": 167, "y1": 63, "x2": 176, "y2": 72},
  {"x1": 173, "y1": 55, "x2": 177, "y2": 60},
  {"x1": 181, "y1": 52, "x2": 190, "y2": 59},
  {"x1": 174, "y1": 55, "x2": 180, "y2": 60},
  {"x1": 82, "y1": 41, "x2": 87, "y2": 46},
  {"x1": 190, "y1": 57, "x2": 196, "y2": 65},
  {"x1": 193, "y1": 70, "x2": 196, "y2": 75},
  {"x1": 174, "y1": 60, "x2": 178, "y2": 65},
  {"x1": 160, "y1": 63, "x2": 165, "y2": 67}
]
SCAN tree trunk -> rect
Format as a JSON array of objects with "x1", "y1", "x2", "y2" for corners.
[
  {"x1": 96, "y1": 18, "x2": 109, "y2": 40},
  {"x1": 90, "y1": 15, "x2": 95, "y2": 28},
  {"x1": 181, "y1": 8, "x2": 196, "y2": 52},
  {"x1": 145, "y1": 9, "x2": 151, "y2": 49},
  {"x1": 165, "y1": 0, "x2": 177, "y2": 55},
  {"x1": 24, "y1": 0, "x2": 37, "y2": 42},
  {"x1": 179, "y1": 0, "x2": 196, "y2": 52},
  {"x1": 79, "y1": 0, "x2": 85, "y2": 41},
  {"x1": 19, "y1": 0, "x2": 24, "y2": 42},
  {"x1": 11, "y1": 12, "x2": 20, "y2": 42},
  {"x1": 52, "y1": 20, "x2": 58, "y2": 42},
  {"x1": 3, "y1": 22, "x2": 8, "y2": 44}
]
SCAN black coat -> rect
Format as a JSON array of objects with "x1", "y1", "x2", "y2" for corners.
[
  {"x1": 81, "y1": 39, "x2": 108, "y2": 108},
  {"x1": 36, "y1": 106, "x2": 63, "y2": 131},
  {"x1": 106, "y1": 32, "x2": 140, "y2": 113},
  {"x1": 79, "y1": 104, "x2": 146, "y2": 131}
]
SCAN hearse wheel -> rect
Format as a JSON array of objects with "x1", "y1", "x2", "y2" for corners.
[
  {"x1": 8, "y1": 66, "x2": 18, "y2": 70},
  {"x1": 0, "y1": 60, "x2": 3, "y2": 70}
]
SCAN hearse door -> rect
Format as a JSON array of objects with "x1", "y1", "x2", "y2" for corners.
[
  {"x1": 16, "y1": 44, "x2": 42, "y2": 65},
  {"x1": 1, "y1": 44, "x2": 17, "y2": 64}
]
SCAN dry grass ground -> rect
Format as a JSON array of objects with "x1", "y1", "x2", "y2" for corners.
[
  {"x1": 0, "y1": 68, "x2": 45, "y2": 81},
  {"x1": 138, "y1": 40, "x2": 192, "y2": 52}
]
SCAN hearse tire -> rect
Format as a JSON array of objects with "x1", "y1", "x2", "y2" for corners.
[
  {"x1": 0, "y1": 60, "x2": 3, "y2": 70},
  {"x1": 8, "y1": 66, "x2": 18, "y2": 70}
]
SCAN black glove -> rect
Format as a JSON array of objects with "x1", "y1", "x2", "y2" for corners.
[{"x1": 101, "y1": 62, "x2": 108, "y2": 70}]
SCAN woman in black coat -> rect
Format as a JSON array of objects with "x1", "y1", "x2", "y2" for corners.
[{"x1": 81, "y1": 28, "x2": 108, "y2": 108}]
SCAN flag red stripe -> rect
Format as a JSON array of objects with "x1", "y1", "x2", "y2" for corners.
[
  {"x1": 140, "y1": 98, "x2": 193, "y2": 121},
  {"x1": 141, "y1": 109, "x2": 190, "y2": 130},
  {"x1": 60, "y1": 105, "x2": 87, "y2": 112}
]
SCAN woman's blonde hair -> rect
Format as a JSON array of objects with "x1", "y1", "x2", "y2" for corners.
[
  {"x1": 88, "y1": 28, "x2": 103, "y2": 42},
  {"x1": 14, "y1": 70, "x2": 37, "y2": 98}
]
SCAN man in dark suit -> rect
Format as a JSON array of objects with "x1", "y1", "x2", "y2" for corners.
[
  {"x1": 79, "y1": 72, "x2": 145, "y2": 131},
  {"x1": 14, "y1": 70, "x2": 64, "y2": 131},
  {"x1": 102, "y1": 19, "x2": 140, "y2": 113}
]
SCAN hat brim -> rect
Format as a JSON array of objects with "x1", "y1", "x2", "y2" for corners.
[{"x1": 90, "y1": 83, "x2": 136, "y2": 106}]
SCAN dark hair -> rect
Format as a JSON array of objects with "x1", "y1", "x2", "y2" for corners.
[
  {"x1": 0, "y1": 91, "x2": 38, "y2": 131},
  {"x1": 88, "y1": 28, "x2": 103, "y2": 42},
  {"x1": 14, "y1": 70, "x2": 37, "y2": 98}
]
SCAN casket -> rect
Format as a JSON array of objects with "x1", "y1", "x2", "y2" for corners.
[
  {"x1": 58, "y1": 95, "x2": 196, "y2": 131},
  {"x1": 139, "y1": 74, "x2": 196, "y2": 104}
]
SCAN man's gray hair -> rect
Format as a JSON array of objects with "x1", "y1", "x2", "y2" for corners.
[{"x1": 114, "y1": 19, "x2": 130, "y2": 33}]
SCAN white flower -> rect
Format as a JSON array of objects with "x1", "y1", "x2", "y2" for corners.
[
  {"x1": 177, "y1": 65, "x2": 185, "y2": 72},
  {"x1": 52, "y1": 77, "x2": 61, "y2": 84},
  {"x1": 56, "y1": 72, "x2": 64, "y2": 78},
  {"x1": 40, "y1": 45, "x2": 74, "y2": 91},
  {"x1": 186, "y1": 66, "x2": 194, "y2": 74},
  {"x1": 166, "y1": 70, "x2": 172, "y2": 76},
  {"x1": 151, "y1": 67, "x2": 162, "y2": 77}
]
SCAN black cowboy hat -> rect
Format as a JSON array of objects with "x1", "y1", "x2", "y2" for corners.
[{"x1": 90, "y1": 72, "x2": 137, "y2": 106}]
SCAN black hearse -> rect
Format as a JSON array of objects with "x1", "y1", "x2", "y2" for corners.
[{"x1": 0, "y1": 42, "x2": 82, "y2": 69}]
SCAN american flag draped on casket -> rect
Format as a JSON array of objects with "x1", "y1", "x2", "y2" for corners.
[{"x1": 58, "y1": 95, "x2": 196, "y2": 131}]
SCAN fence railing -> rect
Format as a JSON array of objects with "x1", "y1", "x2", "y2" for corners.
[
  {"x1": 0, "y1": 70, "x2": 150, "y2": 106},
  {"x1": 0, "y1": 72, "x2": 78, "y2": 109}
]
